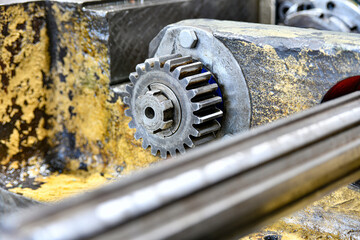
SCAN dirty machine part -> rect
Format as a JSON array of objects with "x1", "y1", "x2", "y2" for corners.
[
  {"x1": 126, "y1": 19, "x2": 360, "y2": 156},
  {"x1": 124, "y1": 54, "x2": 222, "y2": 158}
]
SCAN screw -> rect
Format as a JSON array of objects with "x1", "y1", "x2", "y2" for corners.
[{"x1": 179, "y1": 30, "x2": 198, "y2": 49}]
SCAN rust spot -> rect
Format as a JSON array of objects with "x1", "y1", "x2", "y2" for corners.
[
  {"x1": 1, "y1": 22, "x2": 9, "y2": 37},
  {"x1": 1, "y1": 73, "x2": 9, "y2": 92},
  {"x1": 5, "y1": 35, "x2": 23, "y2": 59},
  {"x1": 0, "y1": 58, "x2": 6, "y2": 70},
  {"x1": 16, "y1": 22, "x2": 26, "y2": 30},
  {"x1": 31, "y1": 16, "x2": 45, "y2": 44}
]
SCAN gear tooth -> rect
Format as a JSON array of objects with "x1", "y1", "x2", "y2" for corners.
[
  {"x1": 164, "y1": 61, "x2": 171, "y2": 72},
  {"x1": 165, "y1": 56, "x2": 193, "y2": 72},
  {"x1": 184, "y1": 72, "x2": 212, "y2": 88},
  {"x1": 187, "y1": 89, "x2": 197, "y2": 99},
  {"x1": 125, "y1": 84, "x2": 134, "y2": 93},
  {"x1": 158, "y1": 54, "x2": 182, "y2": 67},
  {"x1": 142, "y1": 140, "x2": 149, "y2": 149},
  {"x1": 136, "y1": 63, "x2": 146, "y2": 76},
  {"x1": 195, "y1": 109, "x2": 223, "y2": 124},
  {"x1": 129, "y1": 73, "x2": 138, "y2": 84},
  {"x1": 173, "y1": 62, "x2": 203, "y2": 80},
  {"x1": 184, "y1": 137, "x2": 194, "y2": 148},
  {"x1": 172, "y1": 68, "x2": 181, "y2": 79},
  {"x1": 128, "y1": 119, "x2": 136, "y2": 128},
  {"x1": 190, "y1": 128, "x2": 200, "y2": 137},
  {"x1": 192, "y1": 102, "x2": 200, "y2": 111},
  {"x1": 192, "y1": 96, "x2": 222, "y2": 111},
  {"x1": 145, "y1": 58, "x2": 156, "y2": 71},
  {"x1": 151, "y1": 147, "x2": 158, "y2": 156},
  {"x1": 169, "y1": 149, "x2": 177, "y2": 157},
  {"x1": 123, "y1": 96, "x2": 130, "y2": 105},
  {"x1": 179, "y1": 146, "x2": 187, "y2": 154},
  {"x1": 134, "y1": 131, "x2": 142, "y2": 140},
  {"x1": 189, "y1": 83, "x2": 218, "y2": 99},
  {"x1": 188, "y1": 126, "x2": 198, "y2": 136},
  {"x1": 193, "y1": 120, "x2": 221, "y2": 137},
  {"x1": 193, "y1": 116, "x2": 201, "y2": 125},
  {"x1": 154, "y1": 59, "x2": 161, "y2": 69},
  {"x1": 192, "y1": 134, "x2": 216, "y2": 146},
  {"x1": 124, "y1": 109, "x2": 132, "y2": 117},
  {"x1": 160, "y1": 150, "x2": 167, "y2": 159}
]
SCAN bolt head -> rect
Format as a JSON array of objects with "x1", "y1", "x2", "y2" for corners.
[{"x1": 179, "y1": 30, "x2": 198, "y2": 49}]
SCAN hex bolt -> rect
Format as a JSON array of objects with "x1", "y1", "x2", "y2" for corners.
[{"x1": 179, "y1": 30, "x2": 198, "y2": 49}]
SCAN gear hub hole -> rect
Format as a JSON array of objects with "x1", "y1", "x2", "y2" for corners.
[{"x1": 145, "y1": 107, "x2": 155, "y2": 119}]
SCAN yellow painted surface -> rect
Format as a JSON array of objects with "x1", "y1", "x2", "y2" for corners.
[
  {"x1": 9, "y1": 104, "x2": 160, "y2": 202},
  {"x1": 1, "y1": 3, "x2": 159, "y2": 191},
  {"x1": 10, "y1": 166, "x2": 111, "y2": 202},
  {"x1": 0, "y1": 3, "x2": 51, "y2": 168},
  {"x1": 45, "y1": 3, "x2": 159, "y2": 171}
]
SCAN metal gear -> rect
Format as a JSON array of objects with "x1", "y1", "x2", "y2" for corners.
[{"x1": 123, "y1": 54, "x2": 223, "y2": 158}]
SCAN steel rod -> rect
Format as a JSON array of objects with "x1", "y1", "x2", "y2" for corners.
[{"x1": 2, "y1": 92, "x2": 360, "y2": 240}]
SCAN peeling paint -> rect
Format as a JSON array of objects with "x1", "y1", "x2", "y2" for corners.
[
  {"x1": 0, "y1": 2, "x2": 52, "y2": 189},
  {"x1": 2, "y1": 2, "x2": 158, "y2": 197}
]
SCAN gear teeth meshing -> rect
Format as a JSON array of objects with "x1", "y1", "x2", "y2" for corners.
[{"x1": 125, "y1": 54, "x2": 223, "y2": 158}]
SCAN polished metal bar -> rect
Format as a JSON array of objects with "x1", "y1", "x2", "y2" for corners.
[{"x1": 2, "y1": 92, "x2": 360, "y2": 240}]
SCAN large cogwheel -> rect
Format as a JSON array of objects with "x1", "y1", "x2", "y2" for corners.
[{"x1": 123, "y1": 54, "x2": 223, "y2": 158}]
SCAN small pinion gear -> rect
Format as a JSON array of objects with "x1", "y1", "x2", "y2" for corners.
[{"x1": 123, "y1": 54, "x2": 223, "y2": 158}]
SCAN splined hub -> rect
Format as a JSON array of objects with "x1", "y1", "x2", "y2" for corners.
[
  {"x1": 136, "y1": 86, "x2": 178, "y2": 136},
  {"x1": 124, "y1": 54, "x2": 223, "y2": 158}
]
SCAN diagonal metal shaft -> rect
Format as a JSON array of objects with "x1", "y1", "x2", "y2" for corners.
[{"x1": 2, "y1": 92, "x2": 360, "y2": 240}]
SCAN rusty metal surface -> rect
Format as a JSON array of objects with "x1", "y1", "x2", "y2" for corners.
[{"x1": 1, "y1": 92, "x2": 360, "y2": 240}]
